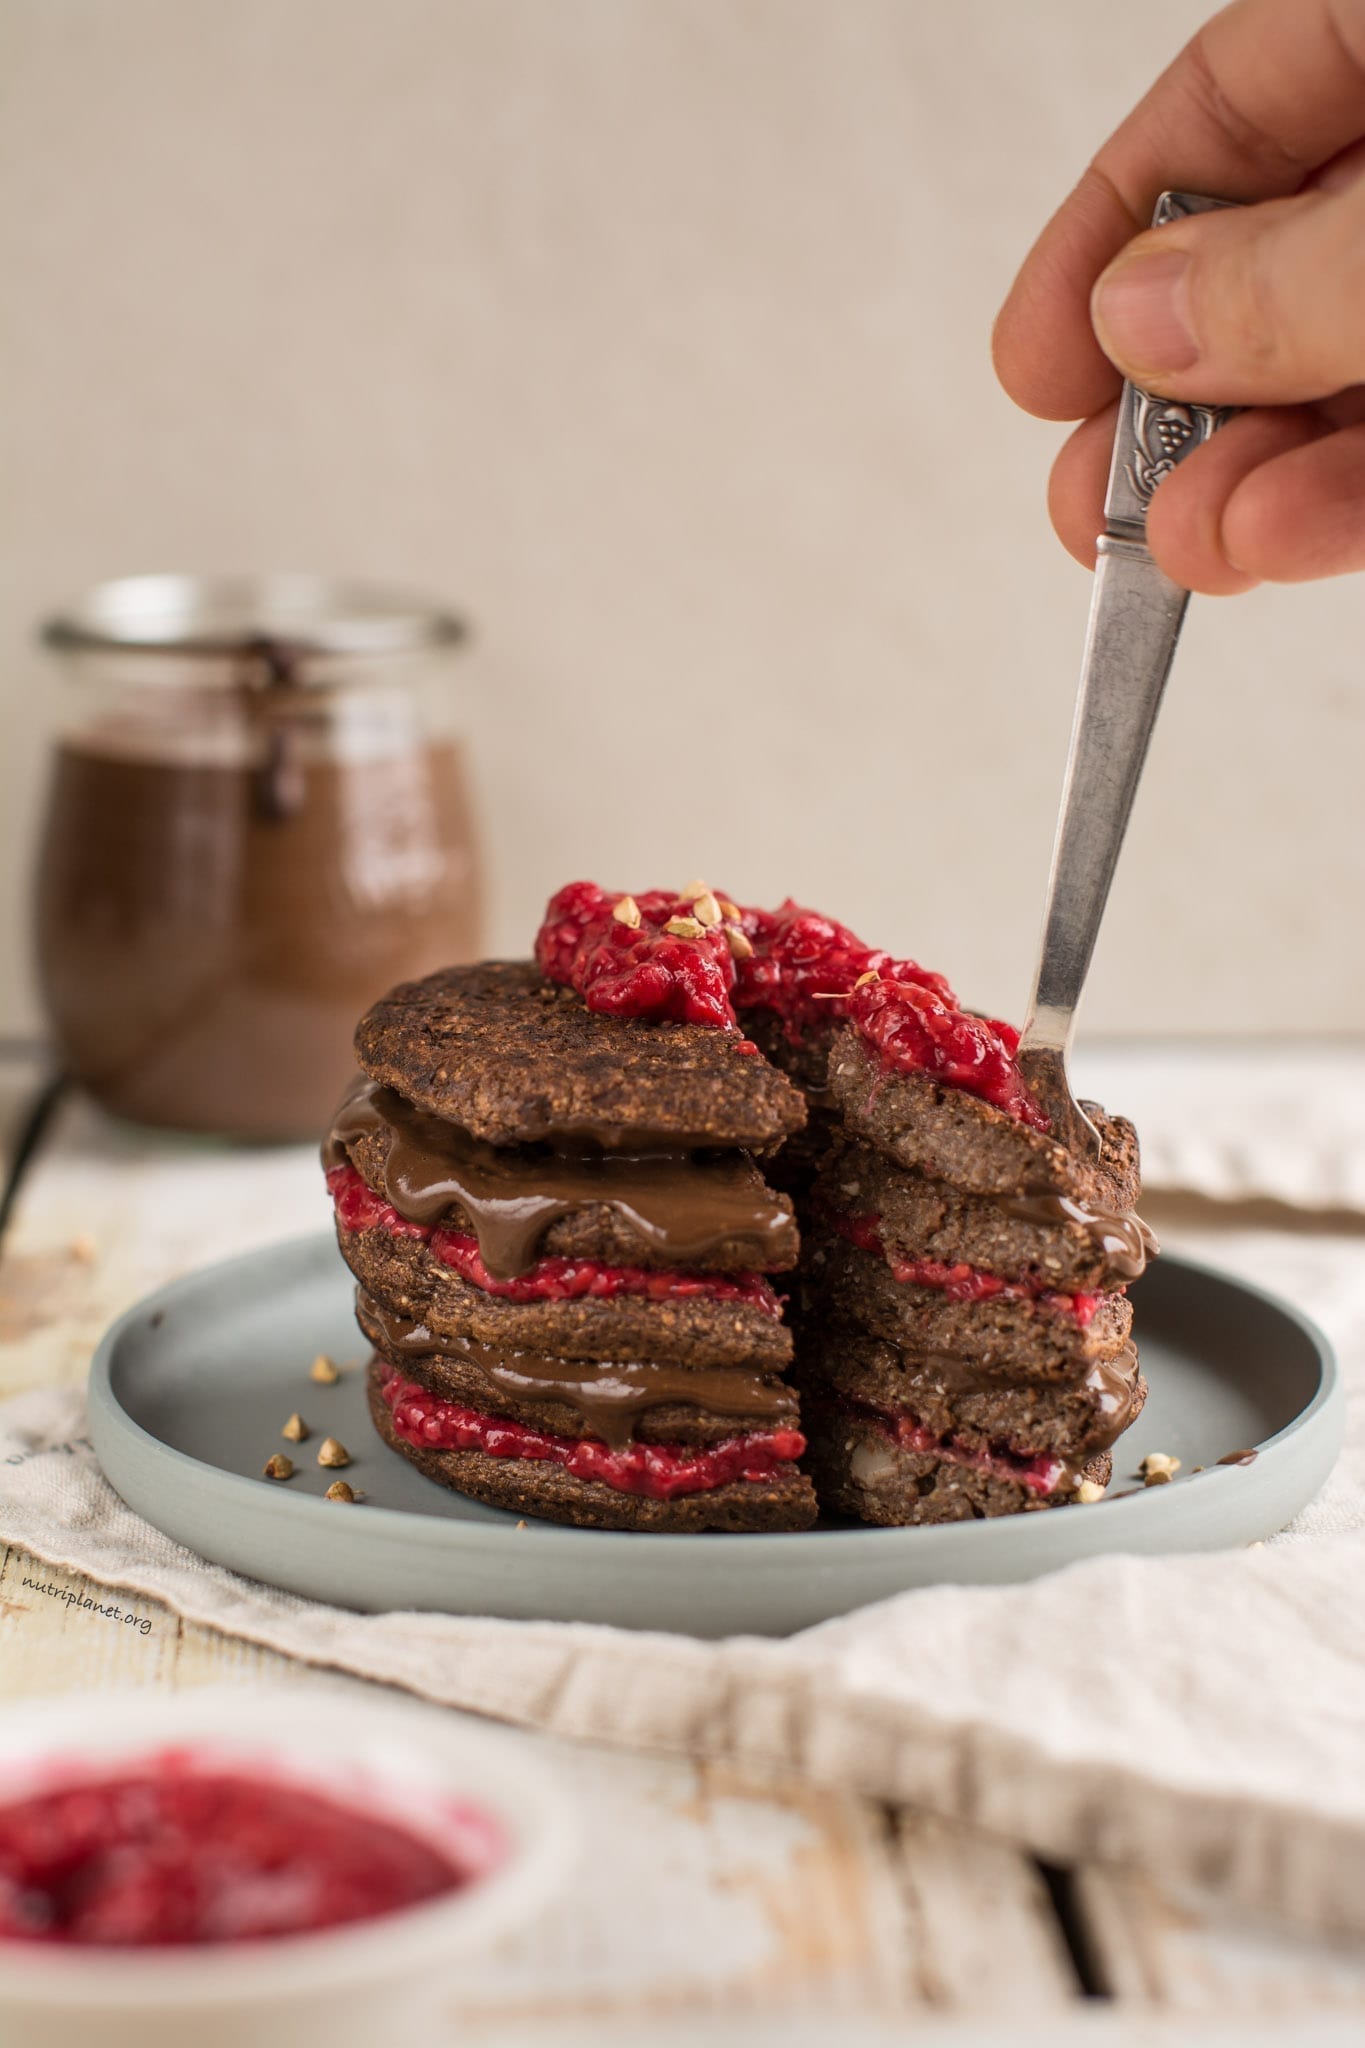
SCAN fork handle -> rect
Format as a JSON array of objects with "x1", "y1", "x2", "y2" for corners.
[{"x1": 1019, "y1": 191, "x2": 1239, "y2": 1060}]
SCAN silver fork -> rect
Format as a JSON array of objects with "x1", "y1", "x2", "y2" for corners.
[{"x1": 1016, "y1": 191, "x2": 1238, "y2": 1157}]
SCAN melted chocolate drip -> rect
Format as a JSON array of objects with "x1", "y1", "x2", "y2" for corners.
[
  {"x1": 357, "y1": 1292, "x2": 795, "y2": 1448},
  {"x1": 327, "y1": 1075, "x2": 793, "y2": 1280},
  {"x1": 999, "y1": 1190, "x2": 1158, "y2": 1281}
]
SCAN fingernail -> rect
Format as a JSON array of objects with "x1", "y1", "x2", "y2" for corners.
[{"x1": 1092, "y1": 249, "x2": 1198, "y2": 374}]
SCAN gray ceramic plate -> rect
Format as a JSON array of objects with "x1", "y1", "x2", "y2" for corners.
[{"x1": 88, "y1": 1232, "x2": 1342, "y2": 1637}]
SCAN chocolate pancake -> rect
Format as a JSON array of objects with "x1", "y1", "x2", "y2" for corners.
[
  {"x1": 336, "y1": 1221, "x2": 793, "y2": 1369},
  {"x1": 827, "y1": 1028, "x2": 1141, "y2": 1204},
  {"x1": 801, "y1": 1232, "x2": 1134, "y2": 1372},
  {"x1": 794, "y1": 1322, "x2": 1145, "y2": 1463},
  {"x1": 804, "y1": 1415, "x2": 1115, "y2": 1525},
  {"x1": 355, "y1": 960, "x2": 807, "y2": 1151},
  {"x1": 329, "y1": 1075, "x2": 799, "y2": 1277},
  {"x1": 367, "y1": 1363, "x2": 817, "y2": 1532},
  {"x1": 814, "y1": 1134, "x2": 1154, "y2": 1292},
  {"x1": 360, "y1": 1297, "x2": 799, "y2": 1446}
]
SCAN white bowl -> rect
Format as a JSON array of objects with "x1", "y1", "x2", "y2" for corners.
[{"x1": 0, "y1": 1685, "x2": 574, "y2": 2048}]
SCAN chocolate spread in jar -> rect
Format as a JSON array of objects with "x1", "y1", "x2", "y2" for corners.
[{"x1": 36, "y1": 725, "x2": 482, "y2": 1141}]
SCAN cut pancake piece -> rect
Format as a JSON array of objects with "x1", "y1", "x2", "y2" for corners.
[
  {"x1": 795, "y1": 1321, "x2": 1146, "y2": 1464},
  {"x1": 827, "y1": 1029, "x2": 1141, "y2": 1204},
  {"x1": 802, "y1": 1231, "x2": 1133, "y2": 1372},
  {"x1": 814, "y1": 1135, "x2": 1155, "y2": 1292},
  {"x1": 804, "y1": 1406, "x2": 1116, "y2": 1525}
]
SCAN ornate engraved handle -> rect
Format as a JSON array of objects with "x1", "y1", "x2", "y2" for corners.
[{"x1": 1102, "y1": 193, "x2": 1239, "y2": 541}]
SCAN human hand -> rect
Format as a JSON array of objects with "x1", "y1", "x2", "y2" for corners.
[{"x1": 993, "y1": 0, "x2": 1365, "y2": 594}]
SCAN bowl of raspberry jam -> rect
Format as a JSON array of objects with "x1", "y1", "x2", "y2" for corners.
[{"x1": 0, "y1": 1686, "x2": 572, "y2": 2048}]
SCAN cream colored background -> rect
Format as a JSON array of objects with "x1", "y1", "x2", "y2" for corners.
[{"x1": 2, "y1": 0, "x2": 1362, "y2": 1037}]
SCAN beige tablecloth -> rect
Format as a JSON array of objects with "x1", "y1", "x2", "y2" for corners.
[{"x1": 2, "y1": 1048, "x2": 1363, "y2": 1937}]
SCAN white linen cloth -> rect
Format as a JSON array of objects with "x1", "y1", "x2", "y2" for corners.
[{"x1": 2, "y1": 1049, "x2": 1363, "y2": 1938}]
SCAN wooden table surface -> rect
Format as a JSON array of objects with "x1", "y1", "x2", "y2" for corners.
[{"x1": 2, "y1": 1050, "x2": 1362, "y2": 2045}]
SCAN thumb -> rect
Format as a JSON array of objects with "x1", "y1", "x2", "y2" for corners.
[{"x1": 1090, "y1": 184, "x2": 1365, "y2": 406}]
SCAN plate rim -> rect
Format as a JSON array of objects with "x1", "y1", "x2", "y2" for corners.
[{"x1": 87, "y1": 1229, "x2": 1343, "y2": 1564}]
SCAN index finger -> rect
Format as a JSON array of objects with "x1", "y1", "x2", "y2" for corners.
[{"x1": 993, "y1": 0, "x2": 1365, "y2": 421}]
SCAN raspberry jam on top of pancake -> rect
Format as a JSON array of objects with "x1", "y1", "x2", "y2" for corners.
[
  {"x1": 832, "y1": 1211, "x2": 1099, "y2": 1324},
  {"x1": 327, "y1": 1166, "x2": 782, "y2": 1316},
  {"x1": 733, "y1": 900, "x2": 952, "y2": 1038},
  {"x1": 378, "y1": 1362, "x2": 805, "y2": 1501},
  {"x1": 846, "y1": 976, "x2": 1049, "y2": 1130},
  {"x1": 0, "y1": 1761, "x2": 471, "y2": 1946},
  {"x1": 535, "y1": 880, "x2": 738, "y2": 1029},
  {"x1": 535, "y1": 882, "x2": 1047, "y2": 1127}
]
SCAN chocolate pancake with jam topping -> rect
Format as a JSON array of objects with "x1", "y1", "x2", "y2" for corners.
[
  {"x1": 368, "y1": 1362, "x2": 817, "y2": 1532},
  {"x1": 358, "y1": 1293, "x2": 799, "y2": 1446},
  {"x1": 827, "y1": 1025, "x2": 1140, "y2": 1204},
  {"x1": 793, "y1": 1321, "x2": 1146, "y2": 1468},
  {"x1": 339, "y1": 1218, "x2": 794, "y2": 1370},
  {"x1": 800, "y1": 1229, "x2": 1134, "y2": 1373},
  {"x1": 355, "y1": 960, "x2": 807, "y2": 1153},
  {"x1": 804, "y1": 1418, "x2": 1115, "y2": 1526},
  {"x1": 813, "y1": 1133, "x2": 1155, "y2": 1294}
]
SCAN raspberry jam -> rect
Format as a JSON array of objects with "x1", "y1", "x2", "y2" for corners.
[
  {"x1": 379, "y1": 1361, "x2": 805, "y2": 1500},
  {"x1": 832, "y1": 1211, "x2": 1100, "y2": 1325},
  {"x1": 0, "y1": 1759, "x2": 470, "y2": 1946},
  {"x1": 535, "y1": 881, "x2": 737, "y2": 1029},
  {"x1": 734, "y1": 900, "x2": 952, "y2": 1038},
  {"x1": 827, "y1": 1390, "x2": 1068, "y2": 1497},
  {"x1": 534, "y1": 883, "x2": 1048, "y2": 1128},
  {"x1": 846, "y1": 976, "x2": 1048, "y2": 1130},
  {"x1": 328, "y1": 1166, "x2": 781, "y2": 1316}
]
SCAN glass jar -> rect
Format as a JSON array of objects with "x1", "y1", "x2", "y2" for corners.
[{"x1": 34, "y1": 574, "x2": 483, "y2": 1142}]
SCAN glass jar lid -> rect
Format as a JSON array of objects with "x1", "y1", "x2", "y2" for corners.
[{"x1": 42, "y1": 573, "x2": 467, "y2": 664}]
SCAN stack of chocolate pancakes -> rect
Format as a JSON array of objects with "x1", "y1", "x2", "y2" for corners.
[
  {"x1": 324, "y1": 885, "x2": 1156, "y2": 1532},
  {"x1": 792, "y1": 1040, "x2": 1155, "y2": 1523},
  {"x1": 324, "y1": 962, "x2": 818, "y2": 1531}
]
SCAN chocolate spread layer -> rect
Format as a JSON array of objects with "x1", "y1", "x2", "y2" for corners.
[
  {"x1": 358, "y1": 1291, "x2": 797, "y2": 1448},
  {"x1": 327, "y1": 1074, "x2": 798, "y2": 1279}
]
